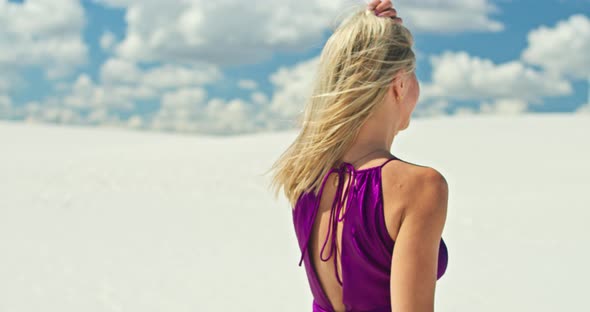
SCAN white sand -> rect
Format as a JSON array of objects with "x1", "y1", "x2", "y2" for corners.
[{"x1": 1, "y1": 113, "x2": 589, "y2": 311}]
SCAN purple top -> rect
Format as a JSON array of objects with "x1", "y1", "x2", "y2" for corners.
[{"x1": 292, "y1": 158, "x2": 448, "y2": 312}]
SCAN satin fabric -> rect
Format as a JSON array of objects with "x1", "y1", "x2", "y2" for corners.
[{"x1": 292, "y1": 159, "x2": 448, "y2": 312}]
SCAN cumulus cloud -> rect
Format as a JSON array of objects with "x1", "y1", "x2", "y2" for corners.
[
  {"x1": 100, "y1": 31, "x2": 117, "y2": 51},
  {"x1": 126, "y1": 115, "x2": 144, "y2": 129},
  {"x1": 98, "y1": 58, "x2": 265, "y2": 134},
  {"x1": 100, "y1": 58, "x2": 222, "y2": 88},
  {"x1": 0, "y1": 0, "x2": 87, "y2": 79},
  {"x1": 150, "y1": 87, "x2": 208, "y2": 132},
  {"x1": 94, "y1": 0, "x2": 350, "y2": 65},
  {"x1": 6, "y1": 52, "x2": 229, "y2": 132},
  {"x1": 150, "y1": 93, "x2": 263, "y2": 134},
  {"x1": 99, "y1": 58, "x2": 141, "y2": 84},
  {"x1": 251, "y1": 92, "x2": 269, "y2": 106},
  {"x1": 268, "y1": 56, "x2": 320, "y2": 121},
  {"x1": 0, "y1": 80, "x2": 9, "y2": 93},
  {"x1": 146, "y1": 81, "x2": 280, "y2": 134},
  {"x1": 7, "y1": 0, "x2": 580, "y2": 134},
  {"x1": 12, "y1": 99, "x2": 126, "y2": 126},
  {"x1": 421, "y1": 51, "x2": 573, "y2": 102},
  {"x1": 480, "y1": 98, "x2": 529, "y2": 115},
  {"x1": 264, "y1": 49, "x2": 550, "y2": 122},
  {"x1": 205, "y1": 98, "x2": 257, "y2": 133},
  {"x1": 0, "y1": 95, "x2": 12, "y2": 118},
  {"x1": 19, "y1": 101, "x2": 84, "y2": 124},
  {"x1": 10, "y1": 54, "x2": 222, "y2": 126},
  {"x1": 454, "y1": 106, "x2": 478, "y2": 115},
  {"x1": 161, "y1": 88, "x2": 207, "y2": 113},
  {"x1": 522, "y1": 14, "x2": 590, "y2": 80},
  {"x1": 62, "y1": 74, "x2": 156, "y2": 110},
  {"x1": 238, "y1": 80, "x2": 258, "y2": 90},
  {"x1": 577, "y1": 103, "x2": 590, "y2": 113},
  {"x1": 400, "y1": 0, "x2": 503, "y2": 33},
  {"x1": 36, "y1": 57, "x2": 223, "y2": 113},
  {"x1": 93, "y1": 0, "x2": 504, "y2": 66},
  {"x1": 413, "y1": 99, "x2": 450, "y2": 117}
]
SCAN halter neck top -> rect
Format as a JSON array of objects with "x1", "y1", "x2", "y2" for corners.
[{"x1": 292, "y1": 158, "x2": 448, "y2": 312}]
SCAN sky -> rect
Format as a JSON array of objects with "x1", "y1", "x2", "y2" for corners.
[{"x1": 0, "y1": 0, "x2": 589, "y2": 135}]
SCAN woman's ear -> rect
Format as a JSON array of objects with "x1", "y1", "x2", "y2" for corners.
[{"x1": 390, "y1": 73, "x2": 405, "y2": 102}]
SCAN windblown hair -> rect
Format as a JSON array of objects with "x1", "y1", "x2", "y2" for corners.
[{"x1": 266, "y1": 6, "x2": 416, "y2": 208}]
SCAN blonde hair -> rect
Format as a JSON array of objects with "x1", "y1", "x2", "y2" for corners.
[{"x1": 266, "y1": 6, "x2": 416, "y2": 207}]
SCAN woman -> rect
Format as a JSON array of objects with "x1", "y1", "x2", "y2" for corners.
[{"x1": 268, "y1": 1, "x2": 449, "y2": 311}]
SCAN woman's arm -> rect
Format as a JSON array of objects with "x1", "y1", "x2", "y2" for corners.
[{"x1": 389, "y1": 167, "x2": 449, "y2": 312}]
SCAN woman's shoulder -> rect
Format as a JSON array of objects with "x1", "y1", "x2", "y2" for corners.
[
  {"x1": 382, "y1": 157, "x2": 447, "y2": 188},
  {"x1": 381, "y1": 157, "x2": 448, "y2": 214}
]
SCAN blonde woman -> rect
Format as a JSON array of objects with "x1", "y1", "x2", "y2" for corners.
[{"x1": 268, "y1": 1, "x2": 449, "y2": 311}]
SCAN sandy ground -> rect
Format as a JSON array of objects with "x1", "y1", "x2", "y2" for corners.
[{"x1": 1, "y1": 113, "x2": 589, "y2": 311}]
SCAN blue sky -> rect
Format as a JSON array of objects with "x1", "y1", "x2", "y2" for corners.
[{"x1": 0, "y1": 0, "x2": 588, "y2": 134}]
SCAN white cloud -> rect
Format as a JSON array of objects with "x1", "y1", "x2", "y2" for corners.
[
  {"x1": 145, "y1": 88, "x2": 267, "y2": 134},
  {"x1": 0, "y1": 75, "x2": 11, "y2": 92},
  {"x1": 454, "y1": 106, "x2": 477, "y2": 115},
  {"x1": 148, "y1": 86, "x2": 268, "y2": 134},
  {"x1": 269, "y1": 56, "x2": 320, "y2": 120},
  {"x1": 127, "y1": 115, "x2": 144, "y2": 129},
  {"x1": 0, "y1": 0, "x2": 87, "y2": 79},
  {"x1": 480, "y1": 98, "x2": 528, "y2": 115},
  {"x1": 19, "y1": 100, "x2": 125, "y2": 126},
  {"x1": 150, "y1": 87, "x2": 207, "y2": 132},
  {"x1": 142, "y1": 65, "x2": 220, "y2": 89},
  {"x1": 251, "y1": 92, "x2": 269, "y2": 106},
  {"x1": 21, "y1": 101, "x2": 85, "y2": 124},
  {"x1": 97, "y1": 58, "x2": 228, "y2": 132},
  {"x1": 522, "y1": 14, "x2": 590, "y2": 79},
  {"x1": 414, "y1": 99, "x2": 450, "y2": 117},
  {"x1": 400, "y1": 0, "x2": 504, "y2": 33},
  {"x1": 95, "y1": 0, "x2": 349, "y2": 65},
  {"x1": 100, "y1": 58, "x2": 221, "y2": 89},
  {"x1": 0, "y1": 95, "x2": 11, "y2": 108},
  {"x1": 62, "y1": 74, "x2": 156, "y2": 110},
  {"x1": 10, "y1": 55, "x2": 226, "y2": 132},
  {"x1": 206, "y1": 98, "x2": 257, "y2": 133},
  {"x1": 10, "y1": 71, "x2": 156, "y2": 122},
  {"x1": 150, "y1": 92, "x2": 260, "y2": 134},
  {"x1": 577, "y1": 103, "x2": 590, "y2": 113},
  {"x1": 238, "y1": 80, "x2": 258, "y2": 90},
  {"x1": 0, "y1": 95, "x2": 12, "y2": 118},
  {"x1": 94, "y1": 0, "x2": 504, "y2": 66},
  {"x1": 161, "y1": 88, "x2": 207, "y2": 116},
  {"x1": 422, "y1": 51, "x2": 573, "y2": 102},
  {"x1": 87, "y1": 107, "x2": 110, "y2": 124},
  {"x1": 100, "y1": 58, "x2": 141, "y2": 84},
  {"x1": 31, "y1": 57, "x2": 222, "y2": 117},
  {"x1": 264, "y1": 50, "x2": 558, "y2": 122},
  {"x1": 100, "y1": 31, "x2": 117, "y2": 51}
]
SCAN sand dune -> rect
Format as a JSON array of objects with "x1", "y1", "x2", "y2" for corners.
[{"x1": 1, "y1": 113, "x2": 589, "y2": 311}]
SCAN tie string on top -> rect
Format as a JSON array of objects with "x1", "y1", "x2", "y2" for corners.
[{"x1": 298, "y1": 162, "x2": 358, "y2": 286}]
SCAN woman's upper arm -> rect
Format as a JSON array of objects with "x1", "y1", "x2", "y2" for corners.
[{"x1": 389, "y1": 167, "x2": 448, "y2": 312}]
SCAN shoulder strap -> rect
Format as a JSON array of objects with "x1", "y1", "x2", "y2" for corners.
[{"x1": 378, "y1": 157, "x2": 397, "y2": 169}]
